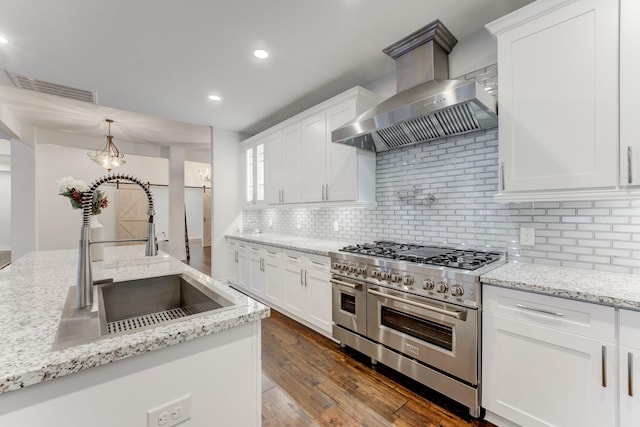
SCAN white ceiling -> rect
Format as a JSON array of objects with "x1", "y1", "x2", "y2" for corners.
[{"x1": 0, "y1": 0, "x2": 532, "y2": 145}]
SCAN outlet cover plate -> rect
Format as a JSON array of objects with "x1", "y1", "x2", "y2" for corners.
[
  {"x1": 520, "y1": 227, "x2": 535, "y2": 246},
  {"x1": 147, "y1": 394, "x2": 191, "y2": 427}
]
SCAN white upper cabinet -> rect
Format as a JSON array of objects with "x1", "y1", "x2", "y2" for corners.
[
  {"x1": 487, "y1": 0, "x2": 619, "y2": 201},
  {"x1": 620, "y1": 0, "x2": 640, "y2": 187},
  {"x1": 263, "y1": 132, "x2": 283, "y2": 205},
  {"x1": 326, "y1": 99, "x2": 376, "y2": 203},
  {"x1": 302, "y1": 112, "x2": 327, "y2": 202},
  {"x1": 242, "y1": 86, "x2": 380, "y2": 206}
]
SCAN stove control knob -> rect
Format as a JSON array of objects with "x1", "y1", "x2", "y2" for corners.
[
  {"x1": 338, "y1": 263, "x2": 346, "y2": 271},
  {"x1": 422, "y1": 279, "x2": 434, "y2": 290},
  {"x1": 403, "y1": 275, "x2": 415, "y2": 287},
  {"x1": 436, "y1": 282, "x2": 449, "y2": 293},
  {"x1": 391, "y1": 273, "x2": 402, "y2": 283},
  {"x1": 450, "y1": 285, "x2": 464, "y2": 297},
  {"x1": 381, "y1": 271, "x2": 391, "y2": 281},
  {"x1": 371, "y1": 270, "x2": 380, "y2": 279},
  {"x1": 356, "y1": 266, "x2": 366, "y2": 276},
  {"x1": 332, "y1": 262, "x2": 339, "y2": 270},
  {"x1": 348, "y1": 265, "x2": 355, "y2": 273}
]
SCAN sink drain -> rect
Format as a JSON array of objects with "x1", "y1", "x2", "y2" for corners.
[{"x1": 106, "y1": 301, "x2": 223, "y2": 334}]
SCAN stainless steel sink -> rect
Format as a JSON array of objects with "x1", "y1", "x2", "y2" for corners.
[{"x1": 52, "y1": 273, "x2": 237, "y2": 350}]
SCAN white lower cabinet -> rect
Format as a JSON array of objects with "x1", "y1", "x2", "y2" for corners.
[
  {"x1": 619, "y1": 309, "x2": 640, "y2": 426},
  {"x1": 263, "y1": 247, "x2": 283, "y2": 305},
  {"x1": 227, "y1": 239, "x2": 239, "y2": 285},
  {"x1": 482, "y1": 285, "x2": 617, "y2": 427},
  {"x1": 227, "y1": 238, "x2": 332, "y2": 336}
]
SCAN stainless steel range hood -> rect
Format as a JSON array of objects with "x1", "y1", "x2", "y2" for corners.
[{"x1": 332, "y1": 20, "x2": 498, "y2": 152}]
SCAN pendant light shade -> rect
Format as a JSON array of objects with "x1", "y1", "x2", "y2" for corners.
[{"x1": 88, "y1": 119, "x2": 126, "y2": 172}]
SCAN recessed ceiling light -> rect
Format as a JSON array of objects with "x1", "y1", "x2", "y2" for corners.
[
  {"x1": 0, "y1": 35, "x2": 8, "y2": 44},
  {"x1": 253, "y1": 49, "x2": 269, "y2": 59},
  {"x1": 208, "y1": 95, "x2": 222, "y2": 101}
]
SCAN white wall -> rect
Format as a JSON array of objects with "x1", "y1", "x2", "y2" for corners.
[
  {"x1": 212, "y1": 128, "x2": 243, "y2": 279},
  {"x1": 11, "y1": 128, "x2": 37, "y2": 260},
  {"x1": 0, "y1": 139, "x2": 10, "y2": 251},
  {"x1": 0, "y1": 172, "x2": 10, "y2": 250}
]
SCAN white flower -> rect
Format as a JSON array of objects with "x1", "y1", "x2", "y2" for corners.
[{"x1": 56, "y1": 176, "x2": 87, "y2": 193}]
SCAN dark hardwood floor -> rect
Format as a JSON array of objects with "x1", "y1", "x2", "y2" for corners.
[{"x1": 186, "y1": 243, "x2": 494, "y2": 427}]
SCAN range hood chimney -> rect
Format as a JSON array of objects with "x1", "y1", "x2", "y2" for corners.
[{"x1": 332, "y1": 20, "x2": 498, "y2": 152}]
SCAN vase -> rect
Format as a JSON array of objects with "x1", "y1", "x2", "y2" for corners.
[{"x1": 90, "y1": 215, "x2": 104, "y2": 261}]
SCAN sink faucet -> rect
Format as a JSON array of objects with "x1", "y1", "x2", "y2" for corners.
[{"x1": 77, "y1": 174, "x2": 158, "y2": 308}]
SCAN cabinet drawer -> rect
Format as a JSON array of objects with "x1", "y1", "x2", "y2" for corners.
[
  {"x1": 483, "y1": 285, "x2": 615, "y2": 342},
  {"x1": 306, "y1": 253, "x2": 330, "y2": 270},
  {"x1": 262, "y1": 245, "x2": 281, "y2": 257},
  {"x1": 620, "y1": 309, "x2": 640, "y2": 348}
]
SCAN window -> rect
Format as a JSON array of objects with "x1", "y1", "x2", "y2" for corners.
[
  {"x1": 245, "y1": 143, "x2": 264, "y2": 204},
  {"x1": 246, "y1": 147, "x2": 253, "y2": 202}
]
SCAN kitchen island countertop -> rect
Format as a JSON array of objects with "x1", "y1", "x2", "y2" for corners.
[
  {"x1": 481, "y1": 261, "x2": 640, "y2": 310},
  {"x1": 0, "y1": 246, "x2": 269, "y2": 395}
]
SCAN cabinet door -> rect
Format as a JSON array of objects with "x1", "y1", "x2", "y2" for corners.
[
  {"x1": 282, "y1": 253, "x2": 305, "y2": 317},
  {"x1": 247, "y1": 245, "x2": 264, "y2": 297},
  {"x1": 226, "y1": 240, "x2": 239, "y2": 284},
  {"x1": 620, "y1": 0, "x2": 640, "y2": 186},
  {"x1": 482, "y1": 312, "x2": 616, "y2": 427},
  {"x1": 282, "y1": 123, "x2": 303, "y2": 203},
  {"x1": 302, "y1": 112, "x2": 327, "y2": 202},
  {"x1": 237, "y1": 243, "x2": 251, "y2": 291},
  {"x1": 495, "y1": 0, "x2": 618, "y2": 192},
  {"x1": 619, "y1": 309, "x2": 640, "y2": 426},
  {"x1": 326, "y1": 100, "x2": 358, "y2": 202},
  {"x1": 620, "y1": 345, "x2": 640, "y2": 427},
  {"x1": 304, "y1": 256, "x2": 331, "y2": 333},
  {"x1": 263, "y1": 132, "x2": 283, "y2": 204},
  {"x1": 263, "y1": 248, "x2": 283, "y2": 305}
]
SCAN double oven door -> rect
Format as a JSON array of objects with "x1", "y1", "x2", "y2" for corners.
[{"x1": 366, "y1": 285, "x2": 479, "y2": 385}]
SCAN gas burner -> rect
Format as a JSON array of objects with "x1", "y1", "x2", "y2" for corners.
[{"x1": 339, "y1": 241, "x2": 502, "y2": 271}]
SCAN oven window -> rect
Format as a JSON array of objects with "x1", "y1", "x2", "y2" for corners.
[
  {"x1": 381, "y1": 306, "x2": 453, "y2": 351},
  {"x1": 340, "y1": 293, "x2": 356, "y2": 315}
]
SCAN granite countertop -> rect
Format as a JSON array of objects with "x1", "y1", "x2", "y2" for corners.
[
  {"x1": 481, "y1": 262, "x2": 640, "y2": 310},
  {"x1": 226, "y1": 232, "x2": 350, "y2": 256},
  {"x1": 0, "y1": 246, "x2": 269, "y2": 395}
]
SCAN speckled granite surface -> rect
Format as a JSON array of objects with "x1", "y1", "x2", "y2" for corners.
[
  {"x1": 0, "y1": 246, "x2": 269, "y2": 394},
  {"x1": 481, "y1": 262, "x2": 640, "y2": 310},
  {"x1": 226, "y1": 232, "x2": 350, "y2": 256}
]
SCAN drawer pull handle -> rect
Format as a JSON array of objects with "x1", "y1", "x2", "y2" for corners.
[
  {"x1": 330, "y1": 279, "x2": 362, "y2": 290},
  {"x1": 602, "y1": 346, "x2": 607, "y2": 388},
  {"x1": 516, "y1": 303, "x2": 564, "y2": 317},
  {"x1": 267, "y1": 251, "x2": 278, "y2": 255},
  {"x1": 628, "y1": 146, "x2": 633, "y2": 184},
  {"x1": 629, "y1": 352, "x2": 634, "y2": 397},
  {"x1": 311, "y1": 260, "x2": 325, "y2": 266}
]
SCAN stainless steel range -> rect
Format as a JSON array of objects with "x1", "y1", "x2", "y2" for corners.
[{"x1": 330, "y1": 241, "x2": 506, "y2": 418}]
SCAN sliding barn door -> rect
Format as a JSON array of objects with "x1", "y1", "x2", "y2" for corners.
[
  {"x1": 116, "y1": 184, "x2": 148, "y2": 245},
  {"x1": 202, "y1": 189, "x2": 211, "y2": 247}
]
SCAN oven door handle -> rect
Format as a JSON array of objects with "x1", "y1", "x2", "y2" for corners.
[
  {"x1": 367, "y1": 288, "x2": 465, "y2": 320},
  {"x1": 330, "y1": 278, "x2": 363, "y2": 291}
]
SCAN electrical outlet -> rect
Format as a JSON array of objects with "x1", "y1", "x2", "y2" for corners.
[
  {"x1": 148, "y1": 395, "x2": 191, "y2": 427},
  {"x1": 520, "y1": 227, "x2": 535, "y2": 246},
  {"x1": 333, "y1": 221, "x2": 339, "y2": 232}
]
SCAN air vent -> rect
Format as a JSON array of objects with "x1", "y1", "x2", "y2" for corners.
[
  {"x1": 374, "y1": 102, "x2": 482, "y2": 150},
  {"x1": 7, "y1": 71, "x2": 96, "y2": 103}
]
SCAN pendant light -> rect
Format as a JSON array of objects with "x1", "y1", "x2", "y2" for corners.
[{"x1": 88, "y1": 119, "x2": 126, "y2": 172}]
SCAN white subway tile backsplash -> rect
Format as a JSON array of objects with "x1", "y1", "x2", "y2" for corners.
[{"x1": 243, "y1": 82, "x2": 640, "y2": 273}]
